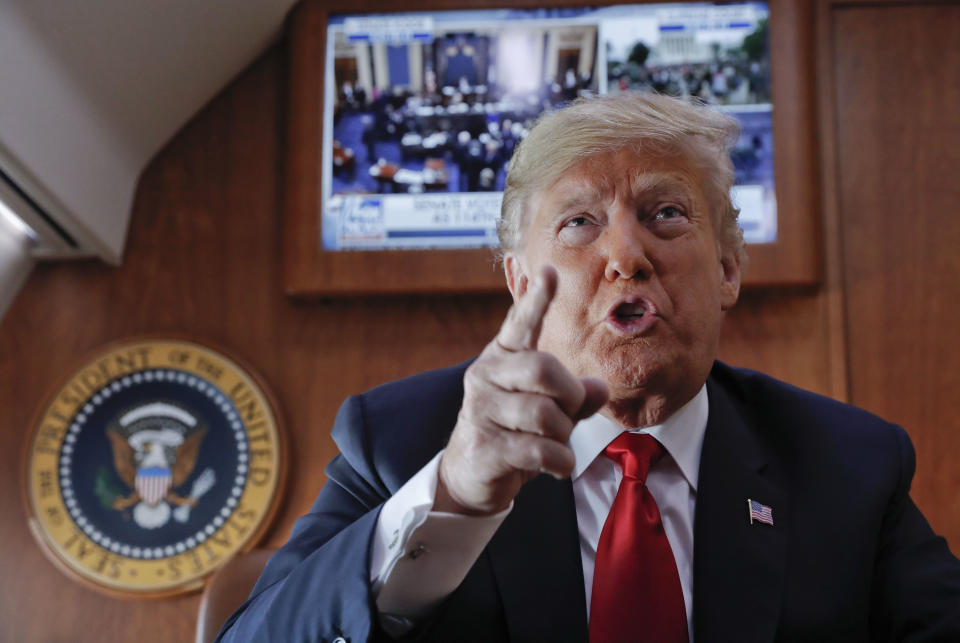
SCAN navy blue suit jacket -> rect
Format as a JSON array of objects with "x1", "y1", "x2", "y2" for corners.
[{"x1": 218, "y1": 361, "x2": 960, "y2": 642}]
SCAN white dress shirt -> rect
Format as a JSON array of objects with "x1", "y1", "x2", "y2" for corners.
[{"x1": 369, "y1": 385, "x2": 709, "y2": 640}]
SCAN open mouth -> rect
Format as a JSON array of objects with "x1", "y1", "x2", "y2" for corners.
[{"x1": 606, "y1": 297, "x2": 658, "y2": 334}]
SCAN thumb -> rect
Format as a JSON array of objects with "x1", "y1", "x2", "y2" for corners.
[{"x1": 573, "y1": 377, "x2": 609, "y2": 421}]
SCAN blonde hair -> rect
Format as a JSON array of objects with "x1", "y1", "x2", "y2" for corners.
[{"x1": 498, "y1": 92, "x2": 746, "y2": 263}]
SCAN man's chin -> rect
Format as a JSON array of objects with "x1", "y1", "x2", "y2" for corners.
[{"x1": 591, "y1": 350, "x2": 667, "y2": 398}]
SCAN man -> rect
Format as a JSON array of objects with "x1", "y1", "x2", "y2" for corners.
[{"x1": 219, "y1": 93, "x2": 960, "y2": 641}]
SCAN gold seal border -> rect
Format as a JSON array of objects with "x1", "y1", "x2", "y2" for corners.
[{"x1": 22, "y1": 338, "x2": 287, "y2": 600}]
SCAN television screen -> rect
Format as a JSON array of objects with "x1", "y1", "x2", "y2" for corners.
[{"x1": 322, "y1": 2, "x2": 776, "y2": 252}]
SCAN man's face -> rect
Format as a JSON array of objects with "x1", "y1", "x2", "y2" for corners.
[{"x1": 505, "y1": 147, "x2": 741, "y2": 423}]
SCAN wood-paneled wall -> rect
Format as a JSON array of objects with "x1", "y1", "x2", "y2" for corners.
[
  {"x1": 0, "y1": 47, "x2": 517, "y2": 643},
  {"x1": 0, "y1": 2, "x2": 956, "y2": 638},
  {"x1": 828, "y1": 0, "x2": 960, "y2": 544}
]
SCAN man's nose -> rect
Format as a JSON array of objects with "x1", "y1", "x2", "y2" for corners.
[{"x1": 603, "y1": 218, "x2": 654, "y2": 281}]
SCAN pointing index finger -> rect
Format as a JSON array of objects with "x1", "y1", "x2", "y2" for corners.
[{"x1": 497, "y1": 265, "x2": 558, "y2": 352}]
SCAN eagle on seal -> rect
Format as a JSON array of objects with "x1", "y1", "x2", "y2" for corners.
[{"x1": 106, "y1": 402, "x2": 215, "y2": 529}]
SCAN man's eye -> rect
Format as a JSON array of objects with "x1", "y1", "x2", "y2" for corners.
[
  {"x1": 653, "y1": 206, "x2": 683, "y2": 221},
  {"x1": 558, "y1": 214, "x2": 601, "y2": 246}
]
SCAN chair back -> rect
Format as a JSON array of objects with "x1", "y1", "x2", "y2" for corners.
[{"x1": 195, "y1": 548, "x2": 276, "y2": 643}]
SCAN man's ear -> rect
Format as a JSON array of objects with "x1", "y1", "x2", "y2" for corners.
[
  {"x1": 504, "y1": 254, "x2": 529, "y2": 304},
  {"x1": 719, "y1": 250, "x2": 742, "y2": 311}
]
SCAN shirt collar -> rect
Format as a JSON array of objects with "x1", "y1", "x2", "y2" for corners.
[{"x1": 568, "y1": 384, "x2": 709, "y2": 491}]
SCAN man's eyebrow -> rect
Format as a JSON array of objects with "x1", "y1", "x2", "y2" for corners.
[
  {"x1": 552, "y1": 182, "x2": 608, "y2": 213},
  {"x1": 630, "y1": 173, "x2": 694, "y2": 199}
]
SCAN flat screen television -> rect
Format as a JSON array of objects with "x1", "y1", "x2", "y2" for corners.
[
  {"x1": 320, "y1": 3, "x2": 777, "y2": 253},
  {"x1": 283, "y1": 0, "x2": 818, "y2": 295}
]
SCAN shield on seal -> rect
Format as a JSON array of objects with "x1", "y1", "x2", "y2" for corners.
[{"x1": 135, "y1": 467, "x2": 172, "y2": 506}]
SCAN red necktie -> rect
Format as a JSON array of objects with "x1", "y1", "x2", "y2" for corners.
[{"x1": 589, "y1": 433, "x2": 688, "y2": 643}]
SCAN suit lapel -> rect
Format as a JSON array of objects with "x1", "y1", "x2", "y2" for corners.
[
  {"x1": 693, "y1": 373, "x2": 788, "y2": 641},
  {"x1": 482, "y1": 367, "x2": 789, "y2": 641},
  {"x1": 487, "y1": 473, "x2": 589, "y2": 642}
]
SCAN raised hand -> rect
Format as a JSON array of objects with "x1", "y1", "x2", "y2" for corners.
[{"x1": 436, "y1": 265, "x2": 609, "y2": 516}]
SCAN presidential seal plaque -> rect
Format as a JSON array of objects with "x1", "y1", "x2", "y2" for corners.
[{"x1": 24, "y1": 339, "x2": 285, "y2": 598}]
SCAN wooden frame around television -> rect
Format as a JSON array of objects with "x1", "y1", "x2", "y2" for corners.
[{"x1": 283, "y1": 0, "x2": 820, "y2": 296}]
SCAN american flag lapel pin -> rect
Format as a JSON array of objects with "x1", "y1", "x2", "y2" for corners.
[{"x1": 748, "y1": 499, "x2": 774, "y2": 526}]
